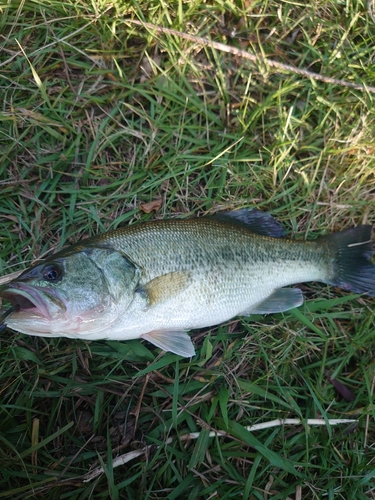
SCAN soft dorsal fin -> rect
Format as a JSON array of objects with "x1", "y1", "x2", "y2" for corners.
[
  {"x1": 142, "y1": 271, "x2": 192, "y2": 306},
  {"x1": 213, "y1": 208, "x2": 286, "y2": 238}
]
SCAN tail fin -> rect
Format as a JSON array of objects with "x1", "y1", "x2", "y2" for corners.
[{"x1": 322, "y1": 225, "x2": 375, "y2": 296}]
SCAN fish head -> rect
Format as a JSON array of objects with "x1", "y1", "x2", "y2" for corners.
[{"x1": 0, "y1": 246, "x2": 141, "y2": 337}]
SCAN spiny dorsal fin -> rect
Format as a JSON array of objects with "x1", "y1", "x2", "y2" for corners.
[
  {"x1": 213, "y1": 208, "x2": 286, "y2": 238},
  {"x1": 142, "y1": 271, "x2": 192, "y2": 306}
]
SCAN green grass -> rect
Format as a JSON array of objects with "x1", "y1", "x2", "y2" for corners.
[{"x1": 1, "y1": 0, "x2": 375, "y2": 498}]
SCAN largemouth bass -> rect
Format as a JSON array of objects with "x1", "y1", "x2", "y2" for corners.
[{"x1": 0, "y1": 209, "x2": 374, "y2": 357}]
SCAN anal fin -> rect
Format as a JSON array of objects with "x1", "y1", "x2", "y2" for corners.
[
  {"x1": 141, "y1": 330, "x2": 195, "y2": 357},
  {"x1": 243, "y1": 287, "x2": 303, "y2": 315}
]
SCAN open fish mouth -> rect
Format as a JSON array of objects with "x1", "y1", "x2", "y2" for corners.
[{"x1": 0, "y1": 282, "x2": 66, "y2": 321}]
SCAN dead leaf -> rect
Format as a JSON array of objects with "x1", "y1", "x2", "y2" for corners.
[
  {"x1": 139, "y1": 199, "x2": 163, "y2": 213},
  {"x1": 140, "y1": 54, "x2": 162, "y2": 82},
  {"x1": 326, "y1": 372, "x2": 355, "y2": 402}
]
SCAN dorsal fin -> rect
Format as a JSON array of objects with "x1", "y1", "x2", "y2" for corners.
[{"x1": 212, "y1": 208, "x2": 286, "y2": 238}]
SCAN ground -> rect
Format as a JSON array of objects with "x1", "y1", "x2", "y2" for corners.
[{"x1": 0, "y1": 0, "x2": 375, "y2": 498}]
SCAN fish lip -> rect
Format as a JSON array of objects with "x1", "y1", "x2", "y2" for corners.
[{"x1": 0, "y1": 282, "x2": 66, "y2": 320}]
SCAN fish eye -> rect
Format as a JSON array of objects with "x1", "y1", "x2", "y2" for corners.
[{"x1": 43, "y1": 264, "x2": 63, "y2": 283}]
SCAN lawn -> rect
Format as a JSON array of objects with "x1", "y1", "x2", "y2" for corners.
[{"x1": 0, "y1": 0, "x2": 375, "y2": 498}]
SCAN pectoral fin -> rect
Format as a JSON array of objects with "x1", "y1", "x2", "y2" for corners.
[
  {"x1": 242, "y1": 287, "x2": 303, "y2": 315},
  {"x1": 141, "y1": 330, "x2": 195, "y2": 357},
  {"x1": 142, "y1": 271, "x2": 192, "y2": 306}
]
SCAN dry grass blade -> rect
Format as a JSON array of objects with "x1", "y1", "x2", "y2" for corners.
[
  {"x1": 127, "y1": 20, "x2": 375, "y2": 94},
  {"x1": 83, "y1": 418, "x2": 358, "y2": 482},
  {"x1": 0, "y1": 271, "x2": 23, "y2": 286}
]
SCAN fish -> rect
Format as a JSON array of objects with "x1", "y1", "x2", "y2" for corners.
[{"x1": 0, "y1": 209, "x2": 374, "y2": 357}]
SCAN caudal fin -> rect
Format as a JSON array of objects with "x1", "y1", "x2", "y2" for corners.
[{"x1": 322, "y1": 225, "x2": 375, "y2": 296}]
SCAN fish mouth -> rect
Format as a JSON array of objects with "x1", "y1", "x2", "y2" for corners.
[{"x1": 0, "y1": 282, "x2": 66, "y2": 321}]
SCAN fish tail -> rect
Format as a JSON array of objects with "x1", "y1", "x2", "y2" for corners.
[{"x1": 323, "y1": 225, "x2": 375, "y2": 296}]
